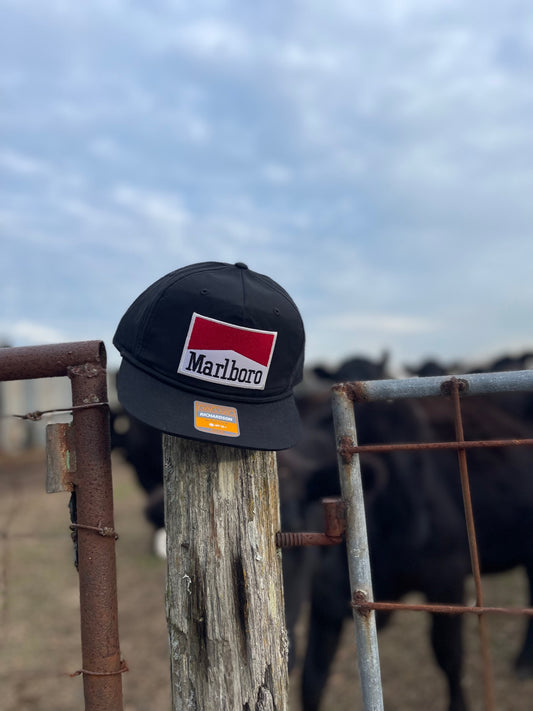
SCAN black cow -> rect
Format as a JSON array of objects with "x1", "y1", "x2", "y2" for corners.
[
  {"x1": 110, "y1": 409, "x2": 166, "y2": 555},
  {"x1": 283, "y1": 356, "x2": 533, "y2": 711},
  {"x1": 416, "y1": 392, "x2": 533, "y2": 677},
  {"x1": 406, "y1": 352, "x2": 533, "y2": 427},
  {"x1": 487, "y1": 351, "x2": 533, "y2": 374},
  {"x1": 479, "y1": 352, "x2": 533, "y2": 429},
  {"x1": 404, "y1": 358, "x2": 461, "y2": 378}
]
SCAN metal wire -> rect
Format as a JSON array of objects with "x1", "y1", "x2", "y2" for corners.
[{"x1": 5, "y1": 402, "x2": 110, "y2": 421}]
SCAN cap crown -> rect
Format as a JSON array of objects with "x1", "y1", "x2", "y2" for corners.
[{"x1": 113, "y1": 262, "x2": 305, "y2": 402}]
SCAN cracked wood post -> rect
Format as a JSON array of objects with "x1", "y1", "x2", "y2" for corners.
[{"x1": 163, "y1": 435, "x2": 289, "y2": 711}]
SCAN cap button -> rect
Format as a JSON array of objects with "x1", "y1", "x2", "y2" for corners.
[{"x1": 234, "y1": 262, "x2": 248, "y2": 269}]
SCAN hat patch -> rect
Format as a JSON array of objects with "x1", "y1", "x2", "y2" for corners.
[{"x1": 178, "y1": 313, "x2": 277, "y2": 390}]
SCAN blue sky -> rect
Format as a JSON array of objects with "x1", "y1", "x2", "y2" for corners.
[{"x1": 2, "y1": 1, "x2": 533, "y2": 372}]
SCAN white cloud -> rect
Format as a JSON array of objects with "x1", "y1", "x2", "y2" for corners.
[
  {"x1": 1, "y1": 320, "x2": 66, "y2": 346},
  {"x1": 318, "y1": 312, "x2": 436, "y2": 336},
  {"x1": 153, "y1": 18, "x2": 252, "y2": 60},
  {"x1": 0, "y1": 149, "x2": 52, "y2": 176},
  {"x1": 87, "y1": 137, "x2": 122, "y2": 160},
  {"x1": 111, "y1": 185, "x2": 189, "y2": 227},
  {"x1": 260, "y1": 162, "x2": 292, "y2": 185},
  {"x1": 279, "y1": 44, "x2": 340, "y2": 72}
]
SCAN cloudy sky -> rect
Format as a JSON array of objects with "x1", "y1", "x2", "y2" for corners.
[{"x1": 2, "y1": 0, "x2": 533, "y2": 372}]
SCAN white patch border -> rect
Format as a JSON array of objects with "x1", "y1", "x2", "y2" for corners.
[{"x1": 178, "y1": 312, "x2": 278, "y2": 390}]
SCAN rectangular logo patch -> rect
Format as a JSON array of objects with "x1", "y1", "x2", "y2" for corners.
[
  {"x1": 194, "y1": 401, "x2": 240, "y2": 437},
  {"x1": 178, "y1": 313, "x2": 277, "y2": 390}
]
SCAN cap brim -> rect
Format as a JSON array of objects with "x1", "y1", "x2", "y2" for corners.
[{"x1": 115, "y1": 358, "x2": 302, "y2": 451}]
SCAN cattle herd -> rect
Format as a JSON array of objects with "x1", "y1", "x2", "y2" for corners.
[{"x1": 109, "y1": 350, "x2": 533, "y2": 711}]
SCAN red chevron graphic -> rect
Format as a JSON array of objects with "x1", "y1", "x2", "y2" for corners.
[{"x1": 187, "y1": 314, "x2": 276, "y2": 367}]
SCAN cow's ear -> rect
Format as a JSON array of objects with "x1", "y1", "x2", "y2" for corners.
[{"x1": 313, "y1": 365, "x2": 333, "y2": 380}]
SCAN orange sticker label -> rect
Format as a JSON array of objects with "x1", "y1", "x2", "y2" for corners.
[{"x1": 194, "y1": 401, "x2": 240, "y2": 438}]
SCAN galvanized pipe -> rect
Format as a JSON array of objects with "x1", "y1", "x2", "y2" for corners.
[
  {"x1": 0, "y1": 341, "x2": 123, "y2": 711},
  {"x1": 346, "y1": 369, "x2": 533, "y2": 403},
  {"x1": 331, "y1": 385, "x2": 384, "y2": 711}
]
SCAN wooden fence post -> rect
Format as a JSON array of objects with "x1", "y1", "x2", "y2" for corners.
[{"x1": 163, "y1": 435, "x2": 289, "y2": 711}]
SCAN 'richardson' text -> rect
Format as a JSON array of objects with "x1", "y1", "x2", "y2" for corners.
[{"x1": 185, "y1": 351, "x2": 264, "y2": 386}]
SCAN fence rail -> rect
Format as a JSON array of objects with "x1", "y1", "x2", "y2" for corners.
[{"x1": 344, "y1": 369, "x2": 533, "y2": 402}]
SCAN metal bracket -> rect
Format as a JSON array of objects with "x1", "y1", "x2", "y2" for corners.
[
  {"x1": 46, "y1": 422, "x2": 77, "y2": 493},
  {"x1": 276, "y1": 497, "x2": 346, "y2": 547}
]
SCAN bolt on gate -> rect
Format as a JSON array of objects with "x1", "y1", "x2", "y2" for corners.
[
  {"x1": 0, "y1": 342, "x2": 124, "y2": 711},
  {"x1": 331, "y1": 369, "x2": 533, "y2": 711}
]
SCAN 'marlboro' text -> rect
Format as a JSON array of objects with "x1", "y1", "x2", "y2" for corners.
[{"x1": 183, "y1": 351, "x2": 265, "y2": 387}]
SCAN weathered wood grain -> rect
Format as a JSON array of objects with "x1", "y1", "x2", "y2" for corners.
[{"x1": 163, "y1": 436, "x2": 289, "y2": 711}]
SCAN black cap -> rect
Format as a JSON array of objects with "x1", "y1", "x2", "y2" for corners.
[{"x1": 113, "y1": 262, "x2": 305, "y2": 450}]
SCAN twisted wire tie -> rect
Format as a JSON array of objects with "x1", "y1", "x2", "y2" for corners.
[
  {"x1": 70, "y1": 523, "x2": 119, "y2": 540},
  {"x1": 69, "y1": 659, "x2": 129, "y2": 677}
]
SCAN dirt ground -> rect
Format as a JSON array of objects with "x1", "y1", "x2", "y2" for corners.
[{"x1": 2, "y1": 449, "x2": 533, "y2": 711}]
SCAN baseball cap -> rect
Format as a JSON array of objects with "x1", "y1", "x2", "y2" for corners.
[{"x1": 113, "y1": 261, "x2": 305, "y2": 450}]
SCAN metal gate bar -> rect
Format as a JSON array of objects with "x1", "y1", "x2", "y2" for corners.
[
  {"x1": 449, "y1": 379, "x2": 495, "y2": 711},
  {"x1": 331, "y1": 369, "x2": 533, "y2": 711},
  {"x1": 332, "y1": 385, "x2": 384, "y2": 711},
  {"x1": 0, "y1": 341, "x2": 123, "y2": 711},
  {"x1": 344, "y1": 369, "x2": 533, "y2": 402}
]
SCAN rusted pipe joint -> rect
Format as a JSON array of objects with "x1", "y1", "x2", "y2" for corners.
[
  {"x1": 440, "y1": 377, "x2": 469, "y2": 396},
  {"x1": 338, "y1": 435, "x2": 355, "y2": 465},
  {"x1": 352, "y1": 589, "x2": 372, "y2": 617},
  {"x1": 332, "y1": 381, "x2": 369, "y2": 402}
]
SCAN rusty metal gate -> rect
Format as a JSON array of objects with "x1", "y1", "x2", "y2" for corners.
[
  {"x1": 331, "y1": 369, "x2": 533, "y2": 711},
  {"x1": 0, "y1": 342, "x2": 124, "y2": 711}
]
